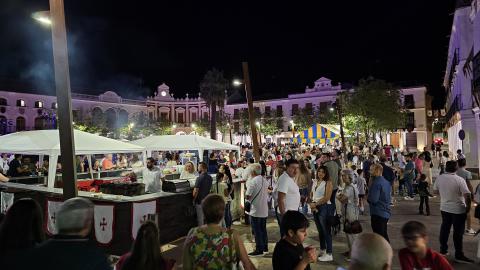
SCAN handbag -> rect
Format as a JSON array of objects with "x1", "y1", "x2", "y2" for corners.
[
  {"x1": 343, "y1": 186, "x2": 363, "y2": 234},
  {"x1": 244, "y1": 178, "x2": 263, "y2": 213}
]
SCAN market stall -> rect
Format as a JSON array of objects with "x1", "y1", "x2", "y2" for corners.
[
  {"x1": 291, "y1": 123, "x2": 341, "y2": 144},
  {"x1": 0, "y1": 130, "x2": 197, "y2": 255}
]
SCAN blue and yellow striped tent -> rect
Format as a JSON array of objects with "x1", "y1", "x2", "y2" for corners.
[{"x1": 290, "y1": 124, "x2": 340, "y2": 144}]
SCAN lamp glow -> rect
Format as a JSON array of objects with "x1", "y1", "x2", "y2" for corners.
[
  {"x1": 233, "y1": 79, "x2": 242, "y2": 86},
  {"x1": 32, "y1": 11, "x2": 52, "y2": 26}
]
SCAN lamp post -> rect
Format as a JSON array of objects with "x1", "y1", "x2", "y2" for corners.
[
  {"x1": 256, "y1": 121, "x2": 262, "y2": 145},
  {"x1": 191, "y1": 123, "x2": 197, "y2": 135},
  {"x1": 290, "y1": 120, "x2": 295, "y2": 140},
  {"x1": 227, "y1": 123, "x2": 233, "y2": 144},
  {"x1": 233, "y1": 62, "x2": 261, "y2": 162},
  {"x1": 333, "y1": 94, "x2": 346, "y2": 153},
  {"x1": 33, "y1": 0, "x2": 77, "y2": 199}
]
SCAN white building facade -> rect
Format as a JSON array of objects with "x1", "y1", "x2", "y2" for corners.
[
  {"x1": 444, "y1": 0, "x2": 480, "y2": 173},
  {"x1": 0, "y1": 77, "x2": 427, "y2": 150}
]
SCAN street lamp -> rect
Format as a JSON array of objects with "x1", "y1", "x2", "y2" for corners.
[
  {"x1": 33, "y1": 0, "x2": 77, "y2": 199},
  {"x1": 32, "y1": 11, "x2": 52, "y2": 25},
  {"x1": 290, "y1": 120, "x2": 295, "y2": 139},
  {"x1": 329, "y1": 107, "x2": 334, "y2": 112},
  {"x1": 129, "y1": 123, "x2": 135, "y2": 129},
  {"x1": 172, "y1": 124, "x2": 177, "y2": 129},
  {"x1": 232, "y1": 79, "x2": 243, "y2": 86}
]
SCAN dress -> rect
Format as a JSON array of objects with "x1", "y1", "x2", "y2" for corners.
[
  {"x1": 184, "y1": 227, "x2": 237, "y2": 270},
  {"x1": 341, "y1": 184, "x2": 360, "y2": 250}
]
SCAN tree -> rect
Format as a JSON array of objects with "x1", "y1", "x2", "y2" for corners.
[
  {"x1": 199, "y1": 68, "x2": 228, "y2": 140},
  {"x1": 342, "y1": 77, "x2": 406, "y2": 145}
]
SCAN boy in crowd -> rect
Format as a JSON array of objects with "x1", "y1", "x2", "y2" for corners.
[
  {"x1": 272, "y1": 211, "x2": 316, "y2": 270},
  {"x1": 399, "y1": 221, "x2": 453, "y2": 270},
  {"x1": 417, "y1": 174, "x2": 432, "y2": 216}
]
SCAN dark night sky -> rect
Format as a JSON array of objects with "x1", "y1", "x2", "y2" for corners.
[{"x1": 0, "y1": 1, "x2": 455, "y2": 107}]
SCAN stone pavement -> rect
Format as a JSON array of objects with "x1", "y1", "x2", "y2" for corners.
[{"x1": 161, "y1": 195, "x2": 480, "y2": 270}]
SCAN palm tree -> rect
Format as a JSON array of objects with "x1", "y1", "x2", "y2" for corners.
[{"x1": 199, "y1": 68, "x2": 228, "y2": 140}]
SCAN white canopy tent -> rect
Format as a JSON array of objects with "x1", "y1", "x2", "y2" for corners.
[
  {"x1": 131, "y1": 135, "x2": 240, "y2": 161},
  {"x1": 0, "y1": 129, "x2": 145, "y2": 188}
]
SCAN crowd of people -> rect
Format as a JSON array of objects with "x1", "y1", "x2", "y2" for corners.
[{"x1": 0, "y1": 141, "x2": 479, "y2": 269}]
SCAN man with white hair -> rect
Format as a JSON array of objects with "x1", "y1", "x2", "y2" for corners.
[
  {"x1": 337, "y1": 232, "x2": 393, "y2": 270},
  {"x1": 25, "y1": 197, "x2": 111, "y2": 270},
  {"x1": 246, "y1": 163, "x2": 269, "y2": 257}
]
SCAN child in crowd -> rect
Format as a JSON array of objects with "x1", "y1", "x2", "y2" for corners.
[
  {"x1": 417, "y1": 174, "x2": 432, "y2": 216},
  {"x1": 399, "y1": 221, "x2": 453, "y2": 270},
  {"x1": 272, "y1": 211, "x2": 316, "y2": 270},
  {"x1": 356, "y1": 169, "x2": 366, "y2": 214}
]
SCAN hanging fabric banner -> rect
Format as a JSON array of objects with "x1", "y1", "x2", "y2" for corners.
[
  {"x1": 0, "y1": 192, "x2": 14, "y2": 213},
  {"x1": 46, "y1": 199, "x2": 63, "y2": 235},
  {"x1": 94, "y1": 204, "x2": 115, "y2": 245},
  {"x1": 131, "y1": 200, "x2": 156, "y2": 239}
]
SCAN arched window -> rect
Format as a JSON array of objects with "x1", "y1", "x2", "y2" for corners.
[
  {"x1": 0, "y1": 115, "x2": 7, "y2": 135},
  {"x1": 35, "y1": 117, "x2": 45, "y2": 130},
  {"x1": 51, "y1": 102, "x2": 58, "y2": 109},
  {"x1": 16, "y1": 99, "x2": 26, "y2": 107},
  {"x1": 16, "y1": 116, "x2": 26, "y2": 131},
  {"x1": 0, "y1": 98, "x2": 7, "y2": 106}
]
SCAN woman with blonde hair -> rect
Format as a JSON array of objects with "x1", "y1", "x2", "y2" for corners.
[
  {"x1": 367, "y1": 163, "x2": 392, "y2": 242},
  {"x1": 180, "y1": 161, "x2": 198, "y2": 179}
]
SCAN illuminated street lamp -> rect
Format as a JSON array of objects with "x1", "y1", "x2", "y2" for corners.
[
  {"x1": 32, "y1": 11, "x2": 51, "y2": 25},
  {"x1": 329, "y1": 107, "x2": 334, "y2": 112},
  {"x1": 290, "y1": 120, "x2": 295, "y2": 139},
  {"x1": 232, "y1": 79, "x2": 243, "y2": 86},
  {"x1": 129, "y1": 123, "x2": 135, "y2": 129},
  {"x1": 33, "y1": 1, "x2": 77, "y2": 199},
  {"x1": 172, "y1": 124, "x2": 177, "y2": 129}
]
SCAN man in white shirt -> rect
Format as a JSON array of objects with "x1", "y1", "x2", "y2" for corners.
[
  {"x1": 0, "y1": 153, "x2": 9, "y2": 175},
  {"x1": 245, "y1": 163, "x2": 269, "y2": 256},
  {"x1": 275, "y1": 159, "x2": 300, "y2": 237},
  {"x1": 433, "y1": 160, "x2": 473, "y2": 264},
  {"x1": 140, "y1": 157, "x2": 163, "y2": 193}
]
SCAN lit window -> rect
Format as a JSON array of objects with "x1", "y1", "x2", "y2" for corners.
[
  {"x1": 16, "y1": 99, "x2": 25, "y2": 107},
  {"x1": 35, "y1": 101, "x2": 43, "y2": 108}
]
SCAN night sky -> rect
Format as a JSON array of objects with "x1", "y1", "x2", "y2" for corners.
[{"x1": 0, "y1": 1, "x2": 455, "y2": 107}]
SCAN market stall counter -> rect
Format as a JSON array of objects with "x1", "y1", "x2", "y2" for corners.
[{"x1": 0, "y1": 182, "x2": 197, "y2": 256}]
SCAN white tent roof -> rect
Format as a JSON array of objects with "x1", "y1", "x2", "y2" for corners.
[
  {"x1": 0, "y1": 129, "x2": 145, "y2": 155},
  {"x1": 131, "y1": 135, "x2": 239, "y2": 152}
]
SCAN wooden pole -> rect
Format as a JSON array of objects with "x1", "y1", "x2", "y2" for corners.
[
  {"x1": 242, "y1": 62, "x2": 260, "y2": 162},
  {"x1": 50, "y1": 0, "x2": 77, "y2": 198}
]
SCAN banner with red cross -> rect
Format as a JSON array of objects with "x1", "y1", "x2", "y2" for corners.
[
  {"x1": 131, "y1": 200, "x2": 156, "y2": 240},
  {"x1": 0, "y1": 192, "x2": 14, "y2": 214},
  {"x1": 93, "y1": 204, "x2": 115, "y2": 245},
  {"x1": 46, "y1": 199, "x2": 63, "y2": 235}
]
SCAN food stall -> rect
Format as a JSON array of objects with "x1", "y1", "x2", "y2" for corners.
[
  {"x1": 131, "y1": 135, "x2": 244, "y2": 219},
  {"x1": 0, "y1": 130, "x2": 197, "y2": 255}
]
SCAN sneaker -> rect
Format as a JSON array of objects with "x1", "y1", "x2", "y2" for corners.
[
  {"x1": 248, "y1": 251, "x2": 264, "y2": 257},
  {"x1": 318, "y1": 253, "x2": 333, "y2": 262},
  {"x1": 404, "y1": 196, "x2": 414, "y2": 201},
  {"x1": 465, "y1": 228, "x2": 476, "y2": 235},
  {"x1": 317, "y1": 249, "x2": 326, "y2": 257},
  {"x1": 455, "y1": 255, "x2": 474, "y2": 264}
]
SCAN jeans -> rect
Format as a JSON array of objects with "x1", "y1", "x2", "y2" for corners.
[
  {"x1": 419, "y1": 196, "x2": 430, "y2": 214},
  {"x1": 250, "y1": 216, "x2": 268, "y2": 252},
  {"x1": 371, "y1": 215, "x2": 389, "y2": 242},
  {"x1": 439, "y1": 211, "x2": 467, "y2": 257},
  {"x1": 313, "y1": 204, "x2": 333, "y2": 254},
  {"x1": 299, "y1": 188, "x2": 309, "y2": 214},
  {"x1": 195, "y1": 204, "x2": 204, "y2": 226},
  {"x1": 275, "y1": 207, "x2": 285, "y2": 238},
  {"x1": 405, "y1": 178, "x2": 414, "y2": 197},
  {"x1": 223, "y1": 201, "x2": 232, "y2": 228}
]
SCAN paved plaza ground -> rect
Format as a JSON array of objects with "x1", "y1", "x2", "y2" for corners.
[{"x1": 161, "y1": 193, "x2": 480, "y2": 270}]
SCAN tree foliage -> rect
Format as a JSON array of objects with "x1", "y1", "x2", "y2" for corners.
[{"x1": 199, "y1": 68, "x2": 228, "y2": 140}]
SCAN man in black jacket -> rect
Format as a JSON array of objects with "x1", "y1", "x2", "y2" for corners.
[{"x1": 19, "y1": 198, "x2": 111, "y2": 270}]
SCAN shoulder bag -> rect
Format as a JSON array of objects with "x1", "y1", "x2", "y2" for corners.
[
  {"x1": 244, "y1": 178, "x2": 263, "y2": 213},
  {"x1": 343, "y1": 185, "x2": 363, "y2": 234}
]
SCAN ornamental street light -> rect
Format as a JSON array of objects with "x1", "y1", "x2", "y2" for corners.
[
  {"x1": 290, "y1": 120, "x2": 295, "y2": 139},
  {"x1": 233, "y1": 64, "x2": 261, "y2": 162},
  {"x1": 33, "y1": 0, "x2": 77, "y2": 199},
  {"x1": 232, "y1": 79, "x2": 243, "y2": 86}
]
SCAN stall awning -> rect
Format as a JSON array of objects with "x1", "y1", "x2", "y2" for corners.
[
  {"x1": 131, "y1": 135, "x2": 239, "y2": 152},
  {"x1": 298, "y1": 123, "x2": 339, "y2": 139},
  {"x1": 291, "y1": 137, "x2": 338, "y2": 144}
]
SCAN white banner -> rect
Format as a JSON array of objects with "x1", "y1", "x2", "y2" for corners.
[
  {"x1": 94, "y1": 205, "x2": 115, "y2": 245},
  {"x1": 131, "y1": 200, "x2": 156, "y2": 239},
  {"x1": 0, "y1": 192, "x2": 14, "y2": 213},
  {"x1": 46, "y1": 200, "x2": 63, "y2": 235}
]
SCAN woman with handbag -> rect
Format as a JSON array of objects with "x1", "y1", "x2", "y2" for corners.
[
  {"x1": 338, "y1": 171, "x2": 361, "y2": 261},
  {"x1": 309, "y1": 165, "x2": 334, "y2": 262}
]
